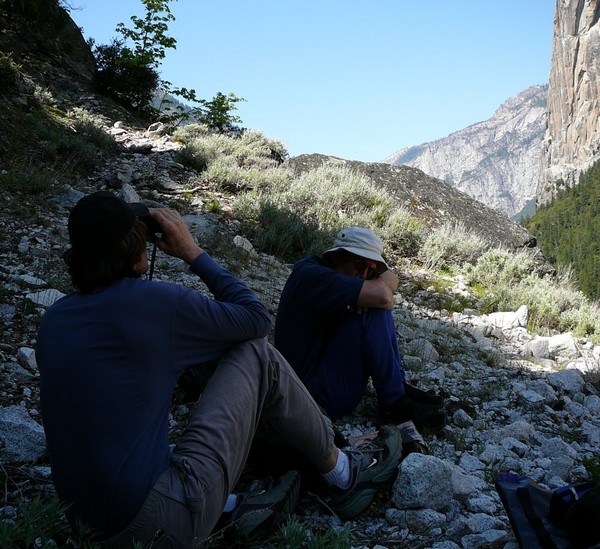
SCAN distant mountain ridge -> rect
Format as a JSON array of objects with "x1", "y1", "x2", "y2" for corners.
[{"x1": 383, "y1": 85, "x2": 548, "y2": 219}]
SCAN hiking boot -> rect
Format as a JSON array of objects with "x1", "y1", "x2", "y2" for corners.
[
  {"x1": 326, "y1": 425, "x2": 402, "y2": 520},
  {"x1": 379, "y1": 395, "x2": 446, "y2": 432},
  {"x1": 403, "y1": 382, "x2": 445, "y2": 409},
  {"x1": 227, "y1": 470, "x2": 301, "y2": 543}
]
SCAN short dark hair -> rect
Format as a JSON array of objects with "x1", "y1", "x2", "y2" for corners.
[{"x1": 64, "y1": 219, "x2": 147, "y2": 292}]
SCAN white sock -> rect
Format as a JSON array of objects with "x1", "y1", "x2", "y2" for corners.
[
  {"x1": 322, "y1": 450, "x2": 351, "y2": 489},
  {"x1": 223, "y1": 493, "x2": 238, "y2": 513}
]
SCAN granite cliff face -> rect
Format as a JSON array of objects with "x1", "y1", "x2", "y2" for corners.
[
  {"x1": 538, "y1": 0, "x2": 600, "y2": 206},
  {"x1": 383, "y1": 86, "x2": 547, "y2": 219}
]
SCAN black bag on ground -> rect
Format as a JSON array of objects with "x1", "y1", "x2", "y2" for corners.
[
  {"x1": 564, "y1": 484, "x2": 600, "y2": 548},
  {"x1": 495, "y1": 473, "x2": 600, "y2": 549}
]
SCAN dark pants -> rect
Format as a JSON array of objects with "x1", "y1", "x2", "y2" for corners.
[
  {"x1": 102, "y1": 339, "x2": 334, "y2": 548},
  {"x1": 311, "y1": 308, "x2": 406, "y2": 418}
]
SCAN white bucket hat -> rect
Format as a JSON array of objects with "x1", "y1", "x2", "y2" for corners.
[{"x1": 323, "y1": 227, "x2": 388, "y2": 267}]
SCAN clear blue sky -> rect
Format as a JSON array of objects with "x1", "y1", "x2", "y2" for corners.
[{"x1": 69, "y1": 1, "x2": 555, "y2": 162}]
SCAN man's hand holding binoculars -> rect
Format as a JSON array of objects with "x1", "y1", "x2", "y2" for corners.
[{"x1": 149, "y1": 208, "x2": 203, "y2": 265}]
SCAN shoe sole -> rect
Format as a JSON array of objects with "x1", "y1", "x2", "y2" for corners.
[{"x1": 233, "y1": 470, "x2": 301, "y2": 542}]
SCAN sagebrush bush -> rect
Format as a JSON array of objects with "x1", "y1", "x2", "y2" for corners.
[
  {"x1": 268, "y1": 163, "x2": 393, "y2": 227},
  {"x1": 33, "y1": 85, "x2": 55, "y2": 107},
  {"x1": 67, "y1": 107, "x2": 117, "y2": 153},
  {"x1": 176, "y1": 130, "x2": 286, "y2": 177},
  {"x1": 559, "y1": 303, "x2": 600, "y2": 340},
  {"x1": 483, "y1": 268, "x2": 588, "y2": 334},
  {"x1": 238, "y1": 130, "x2": 288, "y2": 163},
  {"x1": 377, "y1": 209, "x2": 424, "y2": 258},
  {"x1": 40, "y1": 132, "x2": 101, "y2": 173},
  {"x1": 419, "y1": 222, "x2": 490, "y2": 270},
  {"x1": 172, "y1": 123, "x2": 211, "y2": 144},
  {"x1": 234, "y1": 163, "x2": 425, "y2": 261},
  {"x1": 205, "y1": 157, "x2": 292, "y2": 192},
  {"x1": 465, "y1": 248, "x2": 536, "y2": 288}
]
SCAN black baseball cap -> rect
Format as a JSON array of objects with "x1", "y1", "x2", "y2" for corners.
[{"x1": 68, "y1": 191, "x2": 151, "y2": 251}]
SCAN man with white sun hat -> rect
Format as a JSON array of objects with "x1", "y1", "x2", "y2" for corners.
[{"x1": 275, "y1": 226, "x2": 446, "y2": 430}]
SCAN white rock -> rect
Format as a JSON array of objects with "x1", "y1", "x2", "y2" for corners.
[
  {"x1": 233, "y1": 235, "x2": 258, "y2": 256},
  {"x1": 546, "y1": 368, "x2": 586, "y2": 394},
  {"x1": 26, "y1": 289, "x2": 65, "y2": 308},
  {"x1": 17, "y1": 347, "x2": 36, "y2": 369}
]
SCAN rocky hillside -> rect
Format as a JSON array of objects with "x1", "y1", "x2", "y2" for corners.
[
  {"x1": 383, "y1": 85, "x2": 548, "y2": 219},
  {"x1": 538, "y1": 0, "x2": 600, "y2": 206},
  {"x1": 1, "y1": 2, "x2": 600, "y2": 548},
  {"x1": 2, "y1": 123, "x2": 600, "y2": 549}
]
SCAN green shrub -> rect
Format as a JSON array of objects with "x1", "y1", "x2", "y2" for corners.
[
  {"x1": 419, "y1": 222, "x2": 490, "y2": 270},
  {"x1": 0, "y1": 494, "x2": 70, "y2": 548},
  {"x1": 39, "y1": 132, "x2": 101, "y2": 173},
  {"x1": 194, "y1": 92, "x2": 245, "y2": 132},
  {"x1": 0, "y1": 165, "x2": 56, "y2": 195},
  {"x1": 483, "y1": 268, "x2": 589, "y2": 334},
  {"x1": 172, "y1": 123, "x2": 211, "y2": 144},
  {"x1": 582, "y1": 455, "x2": 600, "y2": 482},
  {"x1": 274, "y1": 520, "x2": 351, "y2": 549},
  {"x1": 89, "y1": 0, "x2": 176, "y2": 113},
  {"x1": 234, "y1": 163, "x2": 424, "y2": 262},
  {"x1": 465, "y1": 248, "x2": 536, "y2": 288},
  {"x1": 242, "y1": 201, "x2": 334, "y2": 261},
  {"x1": 557, "y1": 301, "x2": 600, "y2": 339},
  {"x1": 0, "y1": 52, "x2": 20, "y2": 95},
  {"x1": 91, "y1": 38, "x2": 160, "y2": 112},
  {"x1": 67, "y1": 107, "x2": 117, "y2": 153},
  {"x1": 177, "y1": 130, "x2": 287, "y2": 176}
]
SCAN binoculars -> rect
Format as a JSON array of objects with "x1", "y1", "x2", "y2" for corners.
[{"x1": 139, "y1": 214, "x2": 162, "y2": 237}]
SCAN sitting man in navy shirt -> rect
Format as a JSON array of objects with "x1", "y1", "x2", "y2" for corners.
[
  {"x1": 36, "y1": 193, "x2": 403, "y2": 546},
  {"x1": 274, "y1": 227, "x2": 445, "y2": 430}
]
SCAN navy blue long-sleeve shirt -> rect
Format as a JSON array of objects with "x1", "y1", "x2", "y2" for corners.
[
  {"x1": 274, "y1": 255, "x2": 363, "y2": 385},
  {"x1": 36, "y1": 252, "x2": 271, "y2": 536}
]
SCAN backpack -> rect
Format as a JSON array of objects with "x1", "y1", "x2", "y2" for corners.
[
  {"x1": 563, "y1": 484, "x2": 600, "y2": 548},
  {"x1": 495, "y1": 473, "x2": 600, "y2": 549}
]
